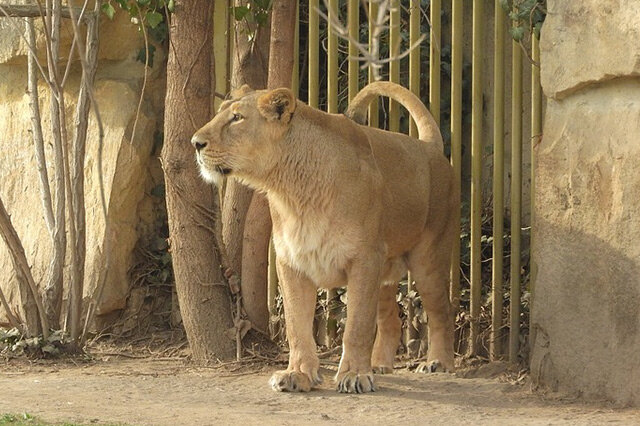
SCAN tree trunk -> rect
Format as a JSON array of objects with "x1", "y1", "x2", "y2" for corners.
[
  {"x1": 222, "y1": 2, "x2": 271, "y2": 332},
  {"x1": 237, "y1": 0, "x2": 297, "y2": 334},
  {"x1": 161, "y1": 0, "x2": 234, "y2": 361},
  {"x1": 267, "y1": 0, "x2": 297, "y2": 89}
]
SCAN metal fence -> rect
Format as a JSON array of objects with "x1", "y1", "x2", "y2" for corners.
[{"x1": 214, "y1": 0, "x2": 543, "y2": 363}]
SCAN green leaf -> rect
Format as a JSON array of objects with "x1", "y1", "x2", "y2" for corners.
[
  {"x1": 137, "y1": 0, "x2": 151, "y2": 5},
  {"x1": 115, "y1": 0, "x2": 128, "y2": 10},
  {"x1": 146, "y1": 10, "x2": 163, "y2": 28},
  {"x1": 232, "y1": 5, "x2": 249, "y2": 21},
  {"x1": 509, "y1": 26, "x2": 525, "y2": 41},
  {"x1": 136, "y1": 44, "x2": 156, "y2": 67},
  {"x1": 167, "y1": 0, "x2": 174, "y2": 12},
  {"x1": 101, "y1": 2, "x2": 116, "y2": 19},
  {"x1": 533, "y1": 21, "x2": 542, "y2": 39},
  {"x1": 499, "y1": 0, "x2": 511, "y2": 13},
  {"x1": 255, "y1": 10, "x2": 268, "y2": 26}
]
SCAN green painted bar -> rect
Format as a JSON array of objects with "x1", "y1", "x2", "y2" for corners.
[
  {"x1": 491, "y1": 0, "x2": 505, "y2": 361},
  {"x1": 308, "y1": 0, "x2": 319, "y2": 108},
  {"x1": 389, "y1": 0, "x2": 400, "y2": 132},
  {"x1": 469, "y1": 0, "x2": 483, "y2": 357},
  {"x1": 368, "y1": 0, "x2": 379, "y2": 127},
  {"x1": 348, "y1": 0, "x2": 358, "y2": 101},
  {"x1": 449, "y1": 0, "x2": 462, "y2": 310},
  {"x1": 509, "y1": 34, "x2": 523, "y2": 363},
  {"x1": 429, "y1": 0, "x2": 441, "y2": 126}
]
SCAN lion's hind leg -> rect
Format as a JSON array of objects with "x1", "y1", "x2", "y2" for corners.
[{"x1": 407, "y1": 219, "x2": 457, "y2": 374}]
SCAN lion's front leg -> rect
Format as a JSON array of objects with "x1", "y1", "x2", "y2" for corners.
[
  {"x1": 336, "y1": 255, "x2": 381, "y2": 393},
  {"x1": 269, "y1": 259, "x2": 321, "y2": 392}
]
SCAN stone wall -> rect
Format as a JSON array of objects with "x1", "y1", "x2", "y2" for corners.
[
  {"x1": 531, "y1": 0, "x2": 640, "y2": 406},
  {"x1": 0, "y1": 10, "x2": 166, "y2": 327}
]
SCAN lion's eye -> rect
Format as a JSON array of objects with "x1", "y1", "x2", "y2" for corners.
[{"x1": 231, "y1": 113, "x2": 243, "y2": 122}]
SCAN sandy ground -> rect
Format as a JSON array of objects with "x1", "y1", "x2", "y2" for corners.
[{"x1": 1, "y1": 357, "x2": 639, "y2": 425}]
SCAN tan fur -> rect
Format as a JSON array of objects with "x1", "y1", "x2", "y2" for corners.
[{"x1": 192, "y1": 82, "x2": 459, "y2": 393}]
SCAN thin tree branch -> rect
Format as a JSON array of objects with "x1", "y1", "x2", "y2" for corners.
[
  {"x1": 25, "y1": 18, "x2": 55, "y2": 238},
  {"x1": 0, "y1": 4, "x2": 54, "y2": 88},
  {"x1": 68, "y1": 0, "x2": 98, "y2": 342},
  {"x1": 0, "y1": 3, "x2": 88, "y2": 19},
  {"x1": 0, "y1": 285, "x2": 24, "y2": 333},
  {"x1": 0, "y1": 195, "x2": 50, "y2": 337},
  {"x1": 40, "y1": 0, "x2": 67, "y2": 329},
  {"x1": 130, "y1": 6, "x2": 150, "y2": 145}
]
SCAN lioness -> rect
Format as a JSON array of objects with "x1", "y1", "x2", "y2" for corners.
[{"x1": 192, "y1": 82, "x2": 458, "y2": 393}]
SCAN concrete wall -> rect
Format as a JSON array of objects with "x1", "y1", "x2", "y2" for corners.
[{"x1": 531, "y1": 0, "x2": 640, "y2": 406}]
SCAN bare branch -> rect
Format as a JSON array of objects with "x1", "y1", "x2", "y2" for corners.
[
  {"x1": 65, "y1": 1, "x2": 106, "y2": 222},
  {"x1": 0, "y1": 195, "x2": 50, "y2": 337},
  {"x1": 68, "y1": 0, "x2": 98, "y2": 342},
  {"x1": 0, "y1": 4, "x2": 54, "y2": 88},
  {"x1": 40, "y1": 0, "x2": 67, "y2": 329},
  {"x1": 0, "y1": 3, "x2": 88, "y2": 19},
  {"x1": 0, "y1": 285, "x2": 24, "y2": 333},
  {"x1": 130, "y1": 6, "x2": 150, "y2": 145},
  {"x1": 61, "y1": 0, "x2": 91, "y2": 88},
  {"x1": 25, "y1": 18, "x2": 55, "y2": 237},
  {"x1": 318, "y1": 0, "x2": 427, "y2": 81}
]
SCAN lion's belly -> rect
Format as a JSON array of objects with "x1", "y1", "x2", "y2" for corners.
[{"x1": 273, "y1": 216, "x2": 354, "y2": 288}]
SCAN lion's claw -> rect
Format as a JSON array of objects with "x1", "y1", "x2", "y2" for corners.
[
  {"x1": 372, "y1": 365, "x2": 393, "y2": 374},
  {"x1": 416, "y1": 359, "x2": 449, "y2": 374},
  {"x1": 336, "y1": 371, "x2": 376, "y2": 393}
]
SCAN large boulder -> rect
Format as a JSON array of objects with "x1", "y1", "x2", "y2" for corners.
[{"x1": 531, "y1": 0, "x2": 640, "y2": 406}]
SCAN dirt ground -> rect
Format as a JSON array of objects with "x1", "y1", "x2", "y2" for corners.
[{"x1": 1, "y1": 357, "x2": 639, "y2": 425}]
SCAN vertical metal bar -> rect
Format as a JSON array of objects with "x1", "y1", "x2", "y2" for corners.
[
  {"x1": 405, "y1": 0, "x2": 421, "y2": 355},
  {"x1": 388, "y1": 0, "x2": 400, "y2": 132},
  {"x1": 509, "y1": 28, "x2": 523, "y2": 363},
  {"x1": 490, "y1": 0, "x2": 505, "y2": 361},
  {"x1": 468, "y1": 0, "x2": 483, "y2": 357},
  {"x1": 327, "y1": 0, "x2": 338, "y2": 114},
  {"x1": 308, "y1": 0, "x2": 319, "y2": 108},
  {"x1": 530, "y1": 33, "x2": 542, "y2": 342},
  {"x1": 348, "y1": 0, "x2": 359, "y2": 101},
  {"x1": 429, "y1": 0, "x2": 441, "y2": 126},
  {"x1": 408, "y1": 0, "x2": 420, "y2": 137},
  {"x1": 449, "y1": 0, "x2": 462, "y2": 310},
  {"x1": 327, "y1": 0, "x2": 339, "y2": 343},
  {"x1": 368, "y1": 0, "x2": 379, "y2": 127},
  {"x1": 292, "y1": 1, "x2": 300, "y2": 93}
]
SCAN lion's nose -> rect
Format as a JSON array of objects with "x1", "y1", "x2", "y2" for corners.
[{"x1": 191, "y1": 135, "x2": 207, "y2": 151}]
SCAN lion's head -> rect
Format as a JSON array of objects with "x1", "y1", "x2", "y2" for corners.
[{"x1": 191, "y1": 85, "x2": 297, "y2": 186}]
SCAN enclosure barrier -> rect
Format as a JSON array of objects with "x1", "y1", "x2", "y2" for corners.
[{"x1": 216, "y1": 0, "x2": 542, "y2": 363}]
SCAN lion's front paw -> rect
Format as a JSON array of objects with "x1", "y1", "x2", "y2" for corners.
[
  {"x1": 269, "y1": 370, "x2": 321, "y2": 392},
  {"x1": 336, "y1": 371, "x2": 376, "y2": 393},
  {"x1": 415, "y1": 359, "x2": 452, "y2": 374}
]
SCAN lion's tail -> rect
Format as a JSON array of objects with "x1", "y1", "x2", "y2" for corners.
[{"x1": 345, "y1": 81, "x2": 443, "y2": 152}]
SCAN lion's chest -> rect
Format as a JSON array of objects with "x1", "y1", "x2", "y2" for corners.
[{"x1": 273, "y1": 214, "x2": 354, "y2": 287}]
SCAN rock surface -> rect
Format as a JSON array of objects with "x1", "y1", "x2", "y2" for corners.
[
  {"x1": 532, "y1": 0, "x2": 640, "y2": 406},
  {"x1": 540, "y1": 0, "x2": 640, "y2": 99},
  {"x1": 0, "y1": 11, "x2": 165, "y2": 327}
]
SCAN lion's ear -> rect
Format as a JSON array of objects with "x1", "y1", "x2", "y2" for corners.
[{"x1": 257, "y1": 88, "x2": 296, "y2": 124}]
